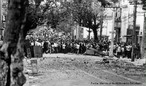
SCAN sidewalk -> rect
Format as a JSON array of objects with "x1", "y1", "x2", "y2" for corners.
[
  {"x1": 111, "y1": 56, "x2": 146, "y2": 66},
  {"x1": 121, "y1": 58, "x2": 146, "y2": 66}
]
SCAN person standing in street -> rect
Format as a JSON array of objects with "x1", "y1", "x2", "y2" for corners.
[
  {"x1": 125, "y1": 43, "x2": 132, "y2": 59},
  {"x1": 121, "y1": 44, "x2": 125, "y2": 58},
  {"x1": 116, "y1": 44, "x2": 122, "y2": 58},
  {"x1": 62, "y1": 43, "x2": 66, "y2": 53},
  {"x1": 76, "y1": 43, "x2": 80, "y2": 54},
  {"x1": 54, "y1": 42, "x2": 58, "y2": 53},
  {"x1": 43, "y1": 41, "x2": 49, "y2": 53}
]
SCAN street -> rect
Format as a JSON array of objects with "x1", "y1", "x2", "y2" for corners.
[
  {"x1": 23, "y1": 54, "x2": 146, "y2": 86},
  {"x1": 1, "y1": 0, "x2": 146, "y2": 86}
]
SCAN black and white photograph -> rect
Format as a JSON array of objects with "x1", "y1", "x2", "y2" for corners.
[{"x1": 0, "y1": 0, "x2": 146, "y2": 86}]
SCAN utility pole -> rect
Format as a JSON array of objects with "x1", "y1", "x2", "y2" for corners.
[
  {"x1": 100, "y1": 16, "x2": 103, "y2": 40},
  {"x1": 100, "y1": 8, "x2": 104, "y2": 40},
  {"x1": 141, "y1": 12, "x2": 146, "y2": 59},
  {"x1": 141, "y1": 0, "x2": 146, "y2": 59},
  {"x1": 131, "y1": 0, "x2": 137, "y2": 62},
  {"x1": 109, "y1": 8, "x2": 116, "y2": 57}
]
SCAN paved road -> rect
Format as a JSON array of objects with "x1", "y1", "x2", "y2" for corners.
[{"x1": 23, "y1": 54, "x2": 146, "y2": 86}]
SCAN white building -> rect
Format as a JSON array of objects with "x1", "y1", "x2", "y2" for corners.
[{"x1": 120, "y1": 0, "x2": 145, "y2": 43}]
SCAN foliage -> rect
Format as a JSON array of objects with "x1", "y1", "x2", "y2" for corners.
[
  {"x1": 25, "y1": 0, "x2": 120, "y2": 40},
  {"x1": 3, "y1": 0, "x2": 121, "y2": 41},
  {"x1": 69, "y1": 0, "x2": 104, "y2": 41},
  {"x1": 142, "y1": 0, "x2": 146, "y2": 10},
  {"x1": 28, "y1": 0, "x2": 73, "y2": 34}
]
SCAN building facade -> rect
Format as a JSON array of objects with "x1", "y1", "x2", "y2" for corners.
[
  {"x1": 120, "y1": 0, "x2": 145, "y2": 44},
  {"x1": 0, "y1": 0, "x2": 7, "y2": 40}
]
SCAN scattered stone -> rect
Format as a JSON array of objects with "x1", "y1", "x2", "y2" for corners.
[
  {"x1": 94, "y1": 61, "x2": 102, "y2": 64},
  {"x1": 102, "y1": 58, "x2": 109, "y2": 63},
  {"x1": 143, "y1": 63, "x2": 146, "y2": 68},
  {"x1": 129, "y1": 69, "x2": 136, "y2": 72},
  {"x1": 112, "y1": 69, "x2": 116, "y2": 71},
  {"x1": 84, "y1": 61, "x2": 89, "y2": 64},
  {"x1": 24, "y1": 69, "x2": 32, "y2": 74},
  {"x1": 71, "y1": 58, "x2": 75, "y2": 61}
]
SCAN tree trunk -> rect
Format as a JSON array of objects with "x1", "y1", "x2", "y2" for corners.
[
  {"x1": 0, "y1": 0, "x2": 28, "y2": 86},
  {"x1": 92, "y1": 28, "x2": 98, "y2": 42}
]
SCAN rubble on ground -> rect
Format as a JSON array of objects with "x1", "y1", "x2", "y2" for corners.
[{"x1": 23, "y1": 55, "x2": 146, "y2": 85}]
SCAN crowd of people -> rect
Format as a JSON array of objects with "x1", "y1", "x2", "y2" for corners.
[
  {"x1": 24, "y1": 39, "x2": 141, "y2": 59},
  {"x1": 113, "y1": 43, "x2": 141, "y2": 59}
]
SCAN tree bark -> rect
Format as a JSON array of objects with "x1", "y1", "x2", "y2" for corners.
[
  {"x1": 0, "y1": 0, "x2": 28, "y2": 86},
  {"x1": 92, "y1": 28, "x2": 98, "y2": 42}
]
